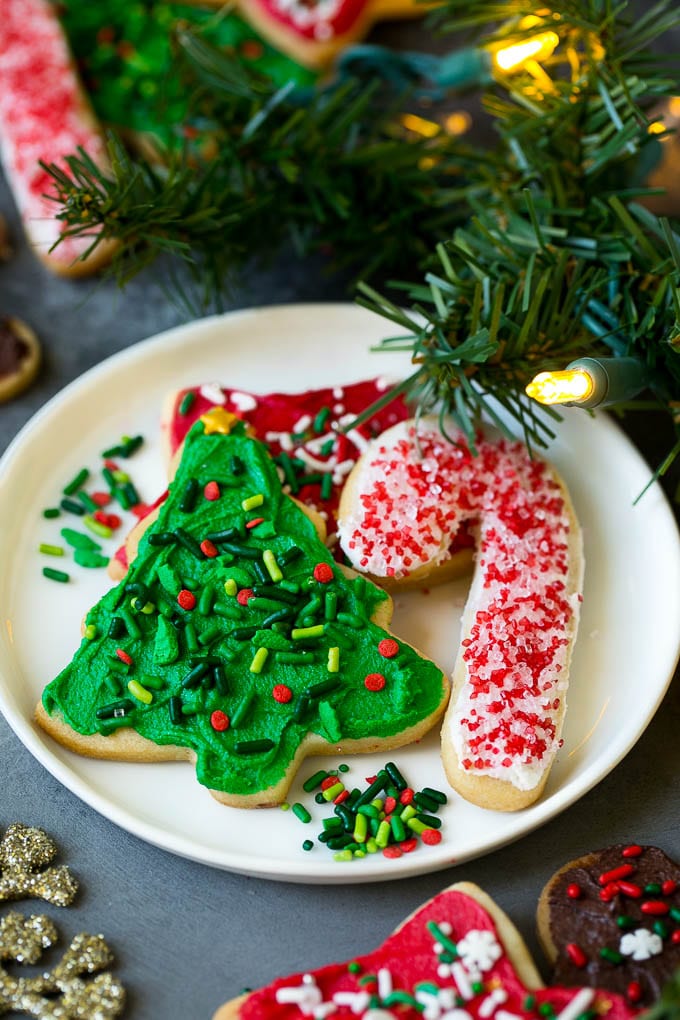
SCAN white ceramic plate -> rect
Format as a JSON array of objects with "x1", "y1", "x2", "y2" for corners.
[{"x1": 1, "y1": 304, "x2": 679, "y2": 884}]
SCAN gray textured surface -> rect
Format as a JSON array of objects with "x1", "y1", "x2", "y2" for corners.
[{"x1": 1, "y1": 156, "x2": 680, "y2": 1020}]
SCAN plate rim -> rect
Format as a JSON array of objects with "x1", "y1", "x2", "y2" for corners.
[{"x1": 1, "y1": 302, "x2": 679, "y2": 883}]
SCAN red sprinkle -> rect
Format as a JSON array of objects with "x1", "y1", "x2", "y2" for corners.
[
  {"x1": 382, "y1": 845, "x2": 403, "y2": 859},
  {"x1": 618, "y1": 881, "x2": 643, "y2": 898},
  {"x1": 200, "y1": 539, "x2": 218, "y2": 558},
  {"x1": 566, "y1": 943, "x2": 587, "y2": 968},
  {"x1": 177, "y1": 589, "x2": 196, "y2": 610},
  {"x1": 204, "y1": 481, "x2": 220, "y2": 501},
  {"x1": 210, "y1": 710, "x2": 230, "y2": 732},
  {"x1": 245, "y1": 517, "x2": 265, "y2": 529},
  {"x1": 421, "y1": 829, "x2": 442, "y2": 846},
  {"x1": 671, "y1": 931, "x2": 680, "y2": 944},
  {"x1": 383, "y1": 796, "x2": 397, "y2": 815},
  {"x1": 321, "y1": 775, "x2": 339, "y2": 791},
  {"x1": 313, "y1": 562, "x2": 334, "y2": 584},
  {"x1": 378, "y1": 638, "x2": 399, "y2": 658},
  {"x1": 364, "y1": 673, "x2": 386, "y2": 692},
  {"x1": 272, "y1": 684, "x2": 292, "y2": 704},
  {"x1": 104, "y1": 459, "x2": 119, "y2": 471},
  {"x1": 131, "y1": 503, "x2": 151, "y2": 518},
  {"x1": 399, "y1": 838, "x2": 418, "y2": 853},
  {"x1": 399, "y1": 788, "x2": 415, "y2": 806},
  {"x1": 599, "y1": 864, "x2": 635, "y2": 885},
  {"x1": 566, "y1": 884, "x2": 582, "y2": 900},
  {"x1": 599, "y1": 883, "x2": 620, "y2": 902},
  {"x1": 115, "y1": 648, "x2": 132, "y2": 665},
  {"x1": 622, "y1": 845, "x2": 643, "y2": 858},
  {"x1": 334, "y1": 789, "x2": 350, "y2": 805},
  {"x1": 237, "y1": 588, "x2": 254, "y2": 606},
  {"x1": 662, "y1": 880, "x2": 677, "y2": 895},
  {"x1": 627, "y1": 982, "x2": 643, "y2": 1004},
  {"x1": 91, "y1": 491, "x2": 112, "y2": 507},
  {"x1": 641, "y1": 901, "x2": 670, "y2": 915}
]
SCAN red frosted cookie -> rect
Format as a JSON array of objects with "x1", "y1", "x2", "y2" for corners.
[
  {"x1": 110, "y1": 379, "x2": 473, "y2": 579},
  {"x1": 205, "y1": 0, "x2": 436, "y2": 69},
  {"x1": 538, "y1": 845, "x2": 680, "y2": 1008},
  {"x1": 0, "y1": 0, "x2": 115, "y2": 275},
  {"x1": 213, "y1": 882, "x2": 640, "y2": 1020}
]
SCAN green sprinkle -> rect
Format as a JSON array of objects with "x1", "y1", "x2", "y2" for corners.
[
  {"x1": 334, "y1": 850, "x2": 353, "y2": 862},
  {"x1": 39, "y1": 543, "x2": 64, "y2": 556},
  {"x1": 390, "y1": 815, "x2": 406, "y2": 842},
  {"x1": 324, "y1": 591, "x2": 337, "y2": 620},
  {"x1": 250, "y1": 647, "x2": 269, "y2": 674},
  {"x1": 178, "y1": 391, "x2": 196, "y2": 415},
  {"x1": 62, "y1": 468, "x2": 89, "y2": 496},
  {"x1": 112, "y1": 469, "x2": 130, "y2": 484},
  {"x1": 77, "y1": 491, "x2": 98, "y2": 512},
  {"x1": 280, "y1": 802, "x2": 290, "y2": 811},
  {"x1": 198, "y1": 624, "x2": 222, "y2": 646},
  {"x1": 292, "y1": 802, "x2": 312, "y2": 823},
  {"x1": 336, "y1": 611, "x2": 365, "y2": 629},
  {"x1": 184, "y1": 621, "x2": 199, "y2": 653},
  {"x1": 119, "y1": 608, "x2": 142, "y2": 639},
  {"x1": 400, "y1": 804, "x2": 417, "y2": 822},
  {"x1": 180, "y1": 477, "x2": 199, "y2": 513},
  {"x1": 599, "y1": 947, "x2": 623, "y2": 965},
  {"x1": 60, "y1": 497, "x2": 86, "y2": 516},
  {"x1": 327, "y1": 646, "x2": 340, "y2": 672},
  {"x1": 235, "y1": 738, "x2": 275, "y2": 755},
  {"x1": 42, "y1": 508, "x2": 60, "y2": 519},
  {"x1": 407, "y1": 817, "x2": 428, "y2": 835},
  {"x1": 173, "y1": 528, "x2": 204, "y2": 559},
  {"x1": 313, "y1": 406, "x2": 331, "y2": 433},
  {"x1": 306, "y1": 677, "x2": 341, "y2": 699},
  {"x1": 231, "y1": 689, "x2": 256, "y2": 727},
  {"x1": 82, "y1": 515, "x2": 112, "y2": 539},
  {"x1": 421, "y1": 786, "x2": 448, "y2": 804},
  {"x1": 322, "y1": 781, "x2": 345, "y2": 801},
  {"x1": 277, "y1": 651, "x2": 316, "y2": 664},
  {"x1": 653, "y1": 920, "x2": 669, "y2": 938},
  {"x1": 168, "y1": 696, "x2": 183, "y2": 725},
  {"x1": 320, "y1": 473, "x2": 333, "y2": 500},
  {"x1": 353, "y1": 813, "x2": 368, "y2": 844},
  {"x1": 61, "y1": 527, "x2": 100, "y2": 550},
  {"x1": 339, "y1": 763, "x2": 350, "y2": 772},
  {"x1": 242, "y1": 493, "x2": 264, "y2": 512},
  {"x1": 385, "y1": 762, "x2": 407, "y2": 791},
  {"x1": 670, "y1": 908, "x2": 680, "y2": 923},
  {"x1": 303, "y1": 770, "x2": 328, "y2": 792},
  {"x1": 97, "y1": 717, "x2": 132, "y2": 735},
  {"x1": 224, "y1": 578, "x2": 238, "y2": 597},
  {"x1": 198, "y1": 584, "x2": 214, "y2": 616},
  {"x1": 74, "y1": 549, "x2": 110, "y2": 568},
  {"x1": 140, "y1": 674, "x2": 165, "y2": 690},
  {"x1": 41, "y1": 567, "x2": 69, "y2": 583},
  {"x1": 302, "y1": 840, "x2": 314, "y2": 851},
  {"x1": 348, "y1": 962, "x2": 362, "y2": 974},
  {"x1": 616, "y1": 915, "x2": 635, "y2": 929},
  {"x1": 148, "y1": 532, "x2": 177, "y2": 547},
  {"x1": 263, "y1": 549, "x2": 283, "y2": 582},
  {"x1": 375, "y1": 820, "x2": 391, "y2": 848},
  {"x1": 292, "y1": 624, "x2": 325, "y2": 640},
  {"x1": 645, "y1": 883, "x2": 662, "y2": 895},
  {"x1": 127, "y1": 679, "x2": 153, "y2": 705},
  {"x1": 84, "y1": 624, "x2": 98, "y2": 640},
  {"x1": 95, "y1": 698, "x2": 134, "y2": 720},
  {"x1": 416, "y1": 812, "x2": 441, "y2": 829}
]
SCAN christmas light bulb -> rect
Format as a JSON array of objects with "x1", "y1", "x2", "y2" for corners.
[
  {"x1": 492, "y1": 18, "x2": 559, "y2": 72},
  {"x1": 525, "y1": 369, "x2": 594, "y2": 405},
  {"x1": 525, "y1": 357, "x2": 649, "y2": 409}
]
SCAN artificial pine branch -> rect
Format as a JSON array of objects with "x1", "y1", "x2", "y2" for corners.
[
  {"x1": 357, "y1": 0, "x2": 680, "y2": 456},
  {"x1": 42, "y1": 29, "x2": 482, "y2": 306}
]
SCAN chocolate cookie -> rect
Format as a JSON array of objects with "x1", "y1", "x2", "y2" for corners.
[
  {"x1": 537, "y1": 844, "x2": 680, "y2": 1007},
  {"x1": 0, "y1": 317, "x2": 41, "y2": 403}
]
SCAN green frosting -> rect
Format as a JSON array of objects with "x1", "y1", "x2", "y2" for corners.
[
  {"x1": 54, "y1": 0, "x2": 316, "y2": 149},
  {"x1": 42, "y1": 421, "x2": 446, "y2": 798}
]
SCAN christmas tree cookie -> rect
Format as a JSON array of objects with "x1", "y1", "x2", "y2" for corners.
[{"x1": 36, "y1": 410, "x2": 448, "y2": 808}]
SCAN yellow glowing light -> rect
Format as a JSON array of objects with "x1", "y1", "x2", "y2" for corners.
[
  {"x1": 493, "y1": 29, "x2": 559, "y2": 72},
  {"x1": 400, "y1": 113, "x2": 440, "y2": 138},
  {"x1": 669, "y1": 96, "x2": 680, "y2": 117},
  {"x1": 648, "y1": 120, "x2": 667, "y2": 135},
  {"x1": 445, "y1": 111, "x2": 472, "y2": 136},
  {"x1": 525, "y1": 368, "x2": 594, "y2": 405}
]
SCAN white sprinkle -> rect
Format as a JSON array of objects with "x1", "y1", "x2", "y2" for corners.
[
  {"x1": 200, "y1": 383, "x2": 226, "y2": 405},
  {"x1": 229, "y1": 390, "x2": 258, "y2": 412},
  {"x1": 554, "y1": 989, "x2": 595, "y2": 1020}
]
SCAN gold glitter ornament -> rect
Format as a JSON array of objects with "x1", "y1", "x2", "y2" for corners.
[
  {"x1": 0, "y1": 912, "x2": 125, "y2": 1018},
  {"x1": 0, "y1": 822, "x2": 78, "y2": 906}
]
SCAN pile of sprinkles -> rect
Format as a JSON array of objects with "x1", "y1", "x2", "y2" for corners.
[
  {"x1": 286, "y1": 761, "x2": 446, "y2": 861},
  {"x1": 40, "y1": 412, "x2": 446, "y2": 801},
  {"x1": 39, "y1": 433, "x2": 146, "y2": 583}
]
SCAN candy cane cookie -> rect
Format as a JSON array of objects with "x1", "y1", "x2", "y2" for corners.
[
  {"x1": 0, "y1": 0, "x2": 115, "y2": 276},
  {"x1": 337, "y1": 418, "x2": 584, "y2": 811}
]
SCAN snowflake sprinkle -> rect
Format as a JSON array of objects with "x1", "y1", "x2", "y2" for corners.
[{"x1": 619, "y1": 929, "x2": 663, "y2": 961}]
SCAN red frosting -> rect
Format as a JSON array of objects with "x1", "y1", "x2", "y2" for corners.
[
  {"x1": 247, "y1": 0, "x2": 369, "y2": 42},
  {"x1": 238, "y1": 887, "x2": 639, "y2": 1020},
  {"x1": 0, "y1": 0, "x2": 107, "y2": 266}
]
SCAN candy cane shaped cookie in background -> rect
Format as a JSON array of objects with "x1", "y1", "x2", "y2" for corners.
[
  {"x1": 337, "y1": 417, "x2": 584, "y2": 811},
  {"x1": 0, "y1": 0, "x2": 115, "y2": 276}
]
